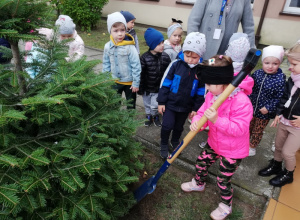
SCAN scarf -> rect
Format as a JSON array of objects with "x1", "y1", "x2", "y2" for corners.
[
  {"x1": 164, "y1": 39, "x2": 181, "y2": 53},
  {"x1": 284, "y1": 73, "x2": 300, "y2": 108}
]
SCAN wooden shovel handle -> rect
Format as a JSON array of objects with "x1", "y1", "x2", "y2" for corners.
[{"x1": 168, "y1": 84, "x2": 236, "y2": 163}]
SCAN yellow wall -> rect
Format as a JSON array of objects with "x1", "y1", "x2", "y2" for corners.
[{"x1": 103, "y1": 0, "x2": 300, "y2": 48}]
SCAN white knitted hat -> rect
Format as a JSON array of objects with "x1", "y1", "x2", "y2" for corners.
[
  {"x1": 182, "y1": 32, "x2": 206, "y2": 57},
  {"x1": 55, "y1": 15, "x2": 75, "y2": 35},
  {"x1": 107, "y1": 12, "x2": 127, "y2": 33},
  {"x1": 262, "y1": 45, "x2": 285, "y2": 63}
]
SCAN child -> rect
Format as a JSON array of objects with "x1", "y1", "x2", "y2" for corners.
[
  {"x1": 138, "y1": 28, "x2": 171, "y2": 126},
  {"x1": 37, "y1": 15, "x2": 84, "y2": 62},
  {"x1": 120, "y1": 10, "x2": 140, "y2": 55},
  {"x1": 248, "y1": 45, "x2": 286, "y2": 156},
  {"x1": 164, "y1": 19, "x2": 183, "y2": 61},
  {"x1": 258, "y1": 40, "x2": 300, "y2": 187},
  {"x1": 181, "y1": 55, "x2": 253, "y2": 220},
  {"x1": 225, "y1": 33, "x2": 251, "y2": 73},
  {"x1": 102, "y1": 12, "x2": 141, "y2": 109},
  {"x1": 158, "y1": 32, "x2": 206, "y2": 159},
  {"x1": 198, "y1": 32, "x2": 253, "y2": 149}
]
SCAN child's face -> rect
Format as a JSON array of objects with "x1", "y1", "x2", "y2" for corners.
[
  {"x1": 206, "y1": 84, "x2": 225, "y2": 96},
  {"x1": 153, "y1": 41, "x2": 164, "y2": 53},
  {"x1": 262, "y1": 56, "x2": 281, "y2": 74},
  {"x1": 184, "y1": 52, "x2": 200, "y2": 65},
  {"x1": 60, "y1": 34, "x2": 73, "y2": 40},
  {"x1": 127, "y1": 19, "x2": 135, "y2": 30},
  {"x1": 288, "y1": 57, "x2": 300, "y2": 75},
  {"x1": 111, "y1": 23, "x2": 126, "y2": 43},
  {"x1": 169, "y1": 28, "x2": 183, "y2": 45}
]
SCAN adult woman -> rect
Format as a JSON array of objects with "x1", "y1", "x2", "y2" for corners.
[{"x1": 187, "y1": 0, "x2": 255, "y2": 60}]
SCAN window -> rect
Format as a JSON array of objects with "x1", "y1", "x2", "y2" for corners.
[{"x1": 283, "y1": 0, "x2": 300, "y2": 14}]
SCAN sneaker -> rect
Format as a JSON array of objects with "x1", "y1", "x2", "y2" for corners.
[
  {"x1": 199, "y1": 141, "x2": 207, "y2": 148},
  {"x1": 144, "y1": 115, "x2": 152, "y2": 127},
  {"x1": 210, "y1": 203, "x2": 232, "y2": 220},
  {"x1": 271, "y1": 144, "x2": 275, "y2": 152},
  {"x1": 249, "y1": 147, "x2": 256, "y2": 156},
  {"x1": 181, "y1": 178, "x2": 205, "y2": 192},
  {"x1": 153, "y1": 115, "x2": 162, "y2": 127}
]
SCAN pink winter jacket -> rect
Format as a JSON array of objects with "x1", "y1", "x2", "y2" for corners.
[
  {"x1": 192, "y1": 74, "x2": 254, "y2": 159},
  {"x1": 37, "y1": 28, "x2": 84, "y2": 61}
]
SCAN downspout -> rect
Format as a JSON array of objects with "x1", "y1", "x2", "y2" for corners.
[{"x1": 255, "y1": 0, "x2": 270, "y2": 47}]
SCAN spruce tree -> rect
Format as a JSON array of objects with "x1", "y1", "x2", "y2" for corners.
[{"x1": 0, "y1": 1, "x2": 143, "y2": 219}]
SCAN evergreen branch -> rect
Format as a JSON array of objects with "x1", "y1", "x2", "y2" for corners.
[
  {"x1": 16, "y1": 147, "x2": 49, "y2": 166},
  {"x1": 0, "y1": 191, "x2": 17, "y2": 206},
  {"x1": 61, "y1": 154, "x2": 110, "y2": 171},
  {"x1": 60, "y1": 179, "x2": 76, "y2": 192},
  {"x1": 12, "y1": 0, "x2": 20, "y2": 17},
  {"x1": 64, "y1": 197, "x2": 91, "y2": 219},
  {"x1": 0, "y1": 186, "x2": 18, "y2": 192},
  {"x1": 25, "y1": 193, "x2": 35, "y2": 210}
]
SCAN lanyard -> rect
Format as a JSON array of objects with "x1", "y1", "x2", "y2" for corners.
[{"x1": 218, "y1": 0, "x2": 228, "y2": 26}]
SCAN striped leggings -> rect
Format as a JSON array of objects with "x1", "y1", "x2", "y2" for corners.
[{"x1": 195, "y1": 144, "x2": 242, "y2": 206}]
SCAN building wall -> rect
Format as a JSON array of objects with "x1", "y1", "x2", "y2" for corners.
[{"x1": 103, "y1": 0, "x2": 300, "y2": 48}]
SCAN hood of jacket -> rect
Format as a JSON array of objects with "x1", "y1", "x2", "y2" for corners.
[
  {"x1": 234, "y1": 72, "x2": 254, "y2": 95},
  {"x1": 110, "y1": 33, "x2": 135, "y2": 46}
]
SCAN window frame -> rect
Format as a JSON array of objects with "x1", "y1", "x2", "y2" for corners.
[{"x1": 282, "y1": 0, "x2": 300, "y2": 14}]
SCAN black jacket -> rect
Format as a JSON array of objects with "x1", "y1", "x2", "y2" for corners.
[
  {"x1": 157, "y1": 52, "x2": 205, "y2": 113},
  {"x1": 276, "y1": 77, "x2": 300, "y2": 120},
  {"x1": 138, "y1": 51, "x2": 171, "y2": 95}
]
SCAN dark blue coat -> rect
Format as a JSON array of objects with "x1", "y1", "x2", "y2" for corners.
[
  {"x1": 157, "y1": 52, "x2": 205, "y2": 113},
  {"x1": 249, "y1": 68, "x2": 286, "y2": 119},
  {"x1": 0, "y1": 38, "x2": 11, "y2": 63}
]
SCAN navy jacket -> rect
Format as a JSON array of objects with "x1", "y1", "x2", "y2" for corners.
[
  {"x1": 249, "y1": 68, "x2": 286, "y2": 119},
  {"x1": 157, "y1": 52, "x2": 205, "y2": 113},
  {"x1": 0, "y1": 38, "x2": 11, "y2": 63}
]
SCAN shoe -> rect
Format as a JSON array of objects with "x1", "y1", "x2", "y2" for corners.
[
  {"x1": 269, "y1": 169, "x2": 294, "y2": 187},
  {"x1": 144, "y1": 115, "x2": 152, "y2": 126},
  {"x1": 249, "y1": 147, "x2": 256, "y2": 156},
  {"x1": 160, "y1": 144, "x2": 169, "y2": 160},
  {"x1": 258, "y1": 159, "x2": 282, "y2": 177},
  {"x1": 153, "y1": 115, "x2": 162, "y2": 127},
  {"x1": 199, "y1": 141, "x2": 207, "y2": 148},
  {"x1": 210, "y1": 203, "x2": 232, "y2": 220},
  {"x1": 181, "y1": 178, "x2": 205, "y2": 192},
  {"x1": 271, "y1": 144, "x2": 275, "y2": 152}
]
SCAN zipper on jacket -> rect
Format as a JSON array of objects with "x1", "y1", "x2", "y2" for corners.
[
  {"x1": 288, "y1": 96, "x2": 299, "y2": 119},
  {"x1": 254, "y1": 74, "x2": 267, "y2": 113}
]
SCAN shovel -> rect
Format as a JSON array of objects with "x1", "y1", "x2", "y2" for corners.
[{"x1": 134, "y1": 48, "x2": 262, "y2": 202}]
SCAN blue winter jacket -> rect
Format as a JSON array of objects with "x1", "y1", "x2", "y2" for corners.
[
  {"x1": 249, "y1": 68, "x2": 286, "y2": 119},
  {"x1": 157, "y1": 52, "x2": 205, "y2": 113}
]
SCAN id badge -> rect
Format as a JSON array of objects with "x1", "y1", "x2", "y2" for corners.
[{"x1": 213, "y1": 28, "x2": 222, "y2": 39}]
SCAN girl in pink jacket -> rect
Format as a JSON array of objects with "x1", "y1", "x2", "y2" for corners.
[{"x1": 181, "y1": 55, "x2": 253, "y2": 220}]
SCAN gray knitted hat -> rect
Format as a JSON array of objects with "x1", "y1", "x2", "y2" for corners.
[
  {"x1": 55, "y1": 15, "x2": 75, "y2": 35},
  {"x1": 182, "y1": 32, "x2": 206, "y2": 57}
]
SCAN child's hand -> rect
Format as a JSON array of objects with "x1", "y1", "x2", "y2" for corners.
[
  {"x1": 204, "y1": 107, "x2": 218, "y2": 123},
  {"x1": 131, "y1": 86, "x2": 139, "y2": 93},
  {"x1": 189, "y1": 111, "x2": 197, "y2": 120},
  {"x1": 270, "y1": 115, "x2": 280, "y2": 127},
  {"x1": 158, "y1": 105, "x2": 165, "y2": 115},
  {"x1": 190, "y1": 121, "x2": 199, "y2": 131},
  {"x1": 290, "y1": 115, "x2": 300, "y2": 128},
  {"x1": 260, "y1": 107, "x2": 268, "y2": 115}
]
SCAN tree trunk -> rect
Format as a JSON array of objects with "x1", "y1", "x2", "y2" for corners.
[{"x1": 9, "y1": 40, "x2": 26, "y2": 96}]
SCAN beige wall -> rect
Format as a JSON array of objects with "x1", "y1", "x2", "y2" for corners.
[{"x1": 103, "y1": 0, "x2": 300, "y2": 48}]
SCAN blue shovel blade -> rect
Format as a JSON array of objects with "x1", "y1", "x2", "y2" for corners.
[{"x1": 134, "y1": 176, "x2": 156, "y2": 202}]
